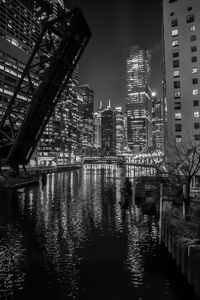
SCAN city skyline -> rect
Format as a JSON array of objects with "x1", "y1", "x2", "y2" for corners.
[{"x1": 21, "y1": 0, "x2": 163, "y2": 111}]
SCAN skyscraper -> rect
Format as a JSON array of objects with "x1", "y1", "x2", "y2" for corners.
[
  {"x1": 163, "y1": 0, "x2": 200, "y2": 145},
  {"x1": 152, "y1": 93, "x2": 165, "y2": 152},
  {"x1": 114, "y1": 106, "x2": 125, "y2": 154},
  {"x1": 93, "y1": 112, "x2": 101, "y2": 148},
  {"x1": 101, "y1": 104, "x2": 116, "y2": 156},
  {"x1": 0, "y1": 0, "x2": 40, "y2": 122},
  {"x1": 126, "y1": 45, "x2": 152, "y2": 154},
  {"x1": 79, "y1": 84, "x2": 94, "y2": 148}
]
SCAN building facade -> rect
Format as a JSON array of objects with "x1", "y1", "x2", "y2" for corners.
[
  {"x1": 163, "y1": 0, "x2": 200, "y2": 145},
  {"x1": 93, "y1": 112, "x2": 101, "y2": 148},
  {"x1": 0, "y1": 0, "x2": 40, "y2": 127},
  {"x1": 126, "y1": 45, "x2": 152, "y2": 154},
  {"x1": 79, "y1": 84, "x2": 94, "y2": 149},
  {"x1": 101, "y1": 106, "x2": 116, "y2": 156},
  {"x1": 152, "y1": 93, "x2": 165, "y2": 152},
  {"x1": 114, "y1": 106, "x2": 125, "y2": 154}
]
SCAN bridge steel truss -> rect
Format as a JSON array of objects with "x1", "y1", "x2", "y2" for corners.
[{"x1": 0, "y1": 6, "x2": 91, "y2": 168}]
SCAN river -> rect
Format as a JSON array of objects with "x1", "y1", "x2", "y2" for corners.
[{"x1": 0, "y1": 165, "x2": 198, "y2": 300}]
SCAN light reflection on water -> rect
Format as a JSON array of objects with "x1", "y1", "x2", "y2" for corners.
[{"x1": 0, "y1": 164, "x2": 198, "y2": 299}]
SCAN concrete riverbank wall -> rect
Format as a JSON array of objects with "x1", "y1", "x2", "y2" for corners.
[
  {"x1": 0, "y1": 164, "x2": 82, "y2": 190},
  {"x1": 161, "y1": 216, "x2": 200, "y2": 298}
]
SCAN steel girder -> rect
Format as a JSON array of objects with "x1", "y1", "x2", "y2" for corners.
[{"x1": 0, "y1": 6, "x2": 91, "y2": 166}]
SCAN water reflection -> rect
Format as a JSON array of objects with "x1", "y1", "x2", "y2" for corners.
[{"x1": 0, "y1": 165, "x2": 198, "y2": 299}]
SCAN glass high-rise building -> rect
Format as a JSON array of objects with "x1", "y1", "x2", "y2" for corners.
[
  {"x1": 0, "y1": 0, "x2": 40, "y2": 123},
  {"x1": 114, "y1": 106, "x2": 125, "y2": 154},
  {"x1": 101, "y1": 105, "x2": 116, "y2": 156},
  {"x1": 126, "y1": 45, "x2": 152, "y2": 154},
  {"x1": 79, "y1": 84, "x2": 94, "y2": 148}
]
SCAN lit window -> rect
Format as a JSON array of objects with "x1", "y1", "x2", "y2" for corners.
[
  {"x1": 192, "y1": 68, "x2": 198, "y2": 74},
  {"x1": 194, "y1": 112, "x2": 199, "y2": 118},
  {"x1": 175, "y1": 113, "x2": 182, "y2": 120},
  {"x1": 172, "y1": 40, "x2": 179, "y2": 47},
  {"x1": 174, "y1": 91, "x2": 181, "y2": 98},
  {"x1": 175, "y1": 136, "x2": 182, "y2": 143},
  {"x1": 172, "y1": 29, "x2": 178, "y2": 36},
  {"x1": 193, "y1": 89, "x2": 198, "y2": 95},
  {"x1": 190, "y1": 25, "x2": 196, "y2": 31},
  {"x1": 173, "y1": 70, "x2": 180, "y2": 77}
]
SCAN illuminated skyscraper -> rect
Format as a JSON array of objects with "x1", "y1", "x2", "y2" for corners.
[
  {"x1": 93, "y1": 112, "x2": 101, "y2": 148},
  {"x1": 0, "y1": 0, "x2": 40, "y2": 123},
  {"x1": 79, "y1": 84, "x2": 94, "y2": 148},
  {"x1": 151, "y1": 93, "x2": 165, "y2": 152},
  {"x1": 126, "y1": 45, "x2": 152, "y2": 154},
  {"x1": 114, "y1": 106, "x2": 125, "y2": 154},
  {"x1": 101, "y1": 103, "x2": 116, "y2": 156}
]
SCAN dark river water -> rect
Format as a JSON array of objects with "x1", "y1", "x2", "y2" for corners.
[{"x1": 0, "y1": 165, "x2": 198, "y2": 300}]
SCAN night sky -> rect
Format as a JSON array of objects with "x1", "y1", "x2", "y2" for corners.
[
  {"x1": 76, "y1": 0, "x2": 163, "y2": 110},
  {"x1": 22, "y1": 0, "x2": 163, "y2": 111}
]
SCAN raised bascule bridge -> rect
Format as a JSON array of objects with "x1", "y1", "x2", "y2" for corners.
[{"x1": 0, "y1": 5, "x2": 91, "y2": 174}]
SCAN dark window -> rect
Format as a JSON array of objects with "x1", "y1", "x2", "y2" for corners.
[
  {"x1": 193, "y1": 100, "x2": 199, "y2": 106},
  {"x1": 173, "y1": 60, "x2": 179, "y2": 67},
  {"x1": 175, "y1": 124, "x2": 182, "y2": 132},
  {"x1": 192, "y1": 78, "x2": 198, "y2": 84},
  {"x1": 187, "y1": 15, "x2": 195, "y2": 23},
  {"x1": 171, "y1": 19, "x2": 178, "y2": 27},
  {"x1": 195, "y1": 135, "x2": 200, "y2": 141},
  {"x1": 191, "y1": 56, "x2": 197, "y2": 62},
  {"x1": 174, "y1": 81, "x2": 180, "y2": 88},
  {"x1": 191, "y1": 46, "x2": 197, "y2": 52},
  {"x1": 170, "y1": 12, "x2": 174, "y2": 16},
  {"x1": 169, "y1": 0, "x2": 178, "y2": 2},
  {"x1": 188, "y1": 7, "x2": 192, "y2": 11},
  {"x1": 173, "y1": 49, "x2": 179, "y2": 57},
  {"x1": 194, "y1": 123, "x2": 200, "y2": 129},
  {"x1": 174, "y1": 102, "x2": 181, "y2": 110},
  {"x1": 190, "y1": 35, "x2": 196, "y2": 41}
]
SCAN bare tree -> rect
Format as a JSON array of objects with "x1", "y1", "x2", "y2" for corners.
[{"x1": 153, "y1": 135, "x2": 200, "y2": 209}]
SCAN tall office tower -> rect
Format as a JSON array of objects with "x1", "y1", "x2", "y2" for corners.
[
  {"x1": 163, "y1": 0, "x2": 200, "y2": 146},
  {"x1": 152, "y1": 93, "x2": 165, "y2": 152},
  {"x1": 126, "y1": 45, "x2": 152, "y2": 154},
  {"x1": 93, "y1": 112, "x2": 101, "y2": 148},
  {"x1": 79, "y1": 84, "x2": 94, "y2": 148},
  {"x1": 114, "y1": 107, "x2": 125, "y2": 154},
  {"x1": 34, "y1": 0, "x2": 65, "y2": 22},
  {"x1": 101, "y1": 103, "x2": 116, "y2": 156},
  {"x1": 34, "y1": 0, "x2": 82, "y2": 165},
  {"x1": 0, "y1": 0, "x2": 40, "y2": 123}
]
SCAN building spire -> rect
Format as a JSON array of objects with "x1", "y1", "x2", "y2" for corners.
[{"x1": 108, "y1": 99, "x2": 111, "y2": 108}]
